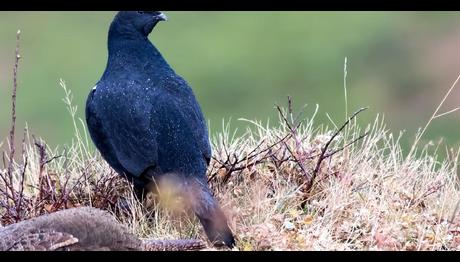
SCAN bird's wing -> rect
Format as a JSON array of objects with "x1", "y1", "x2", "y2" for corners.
[
  {"x1": 86, "y1": 85, "x2": 132, "y2": 175},
  {"x1": 181, "y1": 91, "x2": 212, "y2": 165},
  {"x1": 7, "y1": 230, "x2": 79, "y2": 251},
  {"x1": 146, "y1": 85, "x2": 212, "y2": 174},
  {"x1": 163, "y1": 77, "x2": 212, "y2": 165},
  {"x1": 93, "y1": 81, "x2": 159, "y2": 177}
]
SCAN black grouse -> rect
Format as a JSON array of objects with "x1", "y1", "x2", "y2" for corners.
[{"x1": 85, "y1": 11, "x2": 235, "y2": 248}]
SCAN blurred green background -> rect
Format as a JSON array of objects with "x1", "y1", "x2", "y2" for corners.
[{"x1": 1, "y1": 11, "x2": 460, "y2": 153}]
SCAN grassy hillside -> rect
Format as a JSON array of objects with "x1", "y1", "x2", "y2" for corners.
[
  {"x1": 1, "y1": 12, "x2": 460, "y2": 251},
  {"x1": 1, "y1": 79, "x2": 459, "y2": 250}
]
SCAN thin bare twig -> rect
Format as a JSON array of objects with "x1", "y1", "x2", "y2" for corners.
[
  {"x1": 208, "y1": 131, "x2": 292, "y2": 183},
  {"x1": 310, "y1": 107, "x2": 368, "y2": 190},
  {"x1": 322, "y1": 131, "x2": 370, "y2": 159},
  {"x1": 7, "y1": 30, "x2": 22, "y2": 181},
  {"x1": 282, "y1": 140, "x2": 309, "y2": 176},
  {"x1": 276, "y1": 103, "x2": 309, "y2": 177},
  {"x1": 1, "y1": 30, "x2": 23, "y2": 215},
  {"x1": 433, "y1": 106, "x2": 460, "y2": 119},
  {"x1": 15, "y1": 127, "x2": 29, "y2": 220},
  {"x1": 408, "y1": 73, "x2": 460, "y2": 159}
]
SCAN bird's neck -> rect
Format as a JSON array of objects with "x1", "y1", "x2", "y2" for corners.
[
  {"x1": 108, "y1": 36, "x2": 159, "y2": 58},
  {"x1": 106, "y1": 37, "x2": 171, "y2": 73}
]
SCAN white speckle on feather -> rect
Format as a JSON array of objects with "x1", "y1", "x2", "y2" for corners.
[{"x1": 92, "y1": 85, "x2": 97, "y2": 91}]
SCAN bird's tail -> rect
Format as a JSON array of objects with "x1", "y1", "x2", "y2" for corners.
[
  {"x1": 183, "y1": 179, "x2": 235, "y2": 248},
  {"x1": 194, "y1": 198, "x2": 235, "y2": 248},
  {"x1": 151, "y1": 174, "x2": 235, "y2": 248}
]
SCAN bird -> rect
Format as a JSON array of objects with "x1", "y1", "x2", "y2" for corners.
[
  {"x1": 85, "y1": 11, "x2": 235, "y2": 248},
  {"x1": 0, "y1": 207, "x2": 206, "y2": 251}
]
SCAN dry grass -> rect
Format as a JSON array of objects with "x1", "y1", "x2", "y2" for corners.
[
  {"x1": 208, "y1": 105, "x2": 460, "y2": 250},
  {"x1": 1, "y1": 81, "x2": 459, "y2": 250},
  {"x1": 1, "y1": 32, "x2": 460, "y2": 251}
]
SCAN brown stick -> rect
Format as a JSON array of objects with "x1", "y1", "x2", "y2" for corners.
[
  {"x1": 6, "y1": 30, "x2": 22, "y2": 208},
  {"x1": 7, "y1": 30, "x2": 21, "y2": 175},
  {"x1": 142, "y1": 239, "x2": 206, "y2": 251}
]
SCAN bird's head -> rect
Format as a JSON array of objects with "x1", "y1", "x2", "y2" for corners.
[{"x1": 109, "y1": 11, "x2": 168, "y2": 39}]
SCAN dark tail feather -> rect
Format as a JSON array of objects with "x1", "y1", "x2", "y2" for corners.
[
  {"x1": 195, "y1": 201, "x2": 235, "y2": 248},
  {"x1": 148, "y1": 173, "x2": 236, "y2": 248},
  {"x1": 185, "y1": 181, "x2": 235, "y2": 248}
]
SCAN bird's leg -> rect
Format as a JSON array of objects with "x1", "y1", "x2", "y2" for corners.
[
  {"x1": 116, "y1": 186, "x2": 149, "y2": 214},
  {"x1": 114, "y1": 174, "x2": 149, "y2": 213},
  {"x1": 133, "y1": 186, "x2": 148, "y2": 203}
]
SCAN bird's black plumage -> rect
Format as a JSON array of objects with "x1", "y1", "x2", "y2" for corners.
[{"x1": 85, "y1": 11, "x2": 235, "y2": 248}]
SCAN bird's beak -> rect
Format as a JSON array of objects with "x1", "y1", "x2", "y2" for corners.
[{"x1": 156, "y1": 12, "x2": 168, "y2": 22}]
